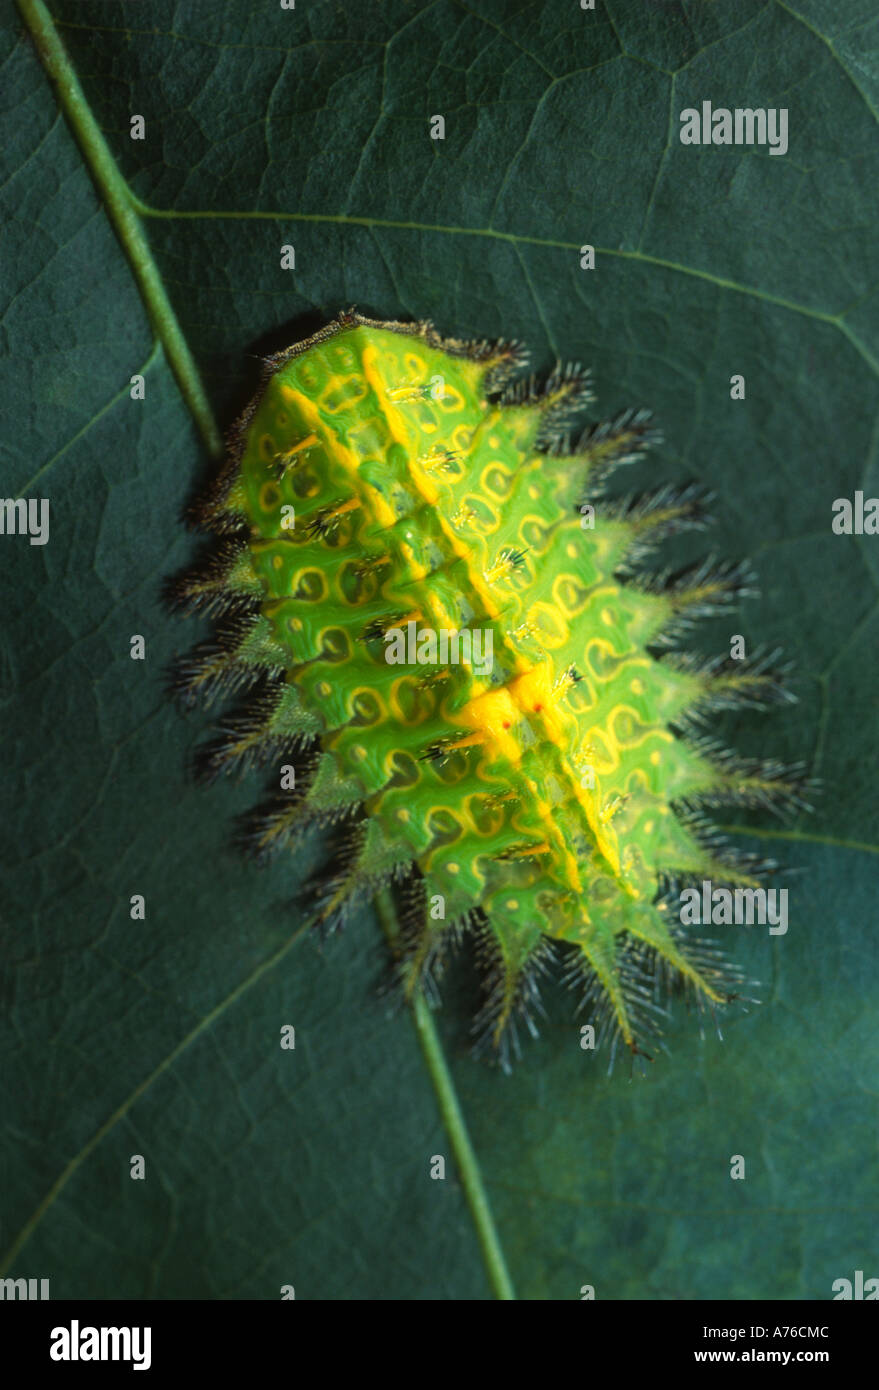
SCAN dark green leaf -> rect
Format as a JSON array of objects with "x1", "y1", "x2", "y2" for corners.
[{"x1": 2, "y1": 0, "x2": 877, "y2": 1299}]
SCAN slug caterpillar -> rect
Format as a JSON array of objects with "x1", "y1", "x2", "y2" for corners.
[{"x1": 171, "y1": 310, "x2": 807, "y2": 1065}]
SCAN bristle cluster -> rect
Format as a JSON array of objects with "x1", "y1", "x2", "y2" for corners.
[{"x1": 171, "y1": 309, "x2": 808, "y2": 1066}]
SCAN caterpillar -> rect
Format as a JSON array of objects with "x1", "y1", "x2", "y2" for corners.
[{"x1": 170, "y1": 310, "x2": 808, "y2": 1067}]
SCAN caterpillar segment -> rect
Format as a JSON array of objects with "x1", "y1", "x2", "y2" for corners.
[{"x1": 172, "y1": 311, "x2": 807, "y2": 1064}]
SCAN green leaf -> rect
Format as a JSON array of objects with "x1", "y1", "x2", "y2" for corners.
[{"x1": 3, "y1": 0, "x2": 877, "y2": 1299}]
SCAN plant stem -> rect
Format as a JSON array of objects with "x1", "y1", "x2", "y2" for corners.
[
  {"x1": 16, "y1": 0, "x2": 223, "y2": 458},
  {"x1": 375, "y1": 888, "x2": 516, "y2": 1300}
]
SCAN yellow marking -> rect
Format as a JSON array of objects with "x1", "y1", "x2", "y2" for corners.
[
  {"x1": 438, "y1": 384, "x2": 465, "y2": 410},
  {"x1": 600, "y1": 793, "x2": 629, "y2": 825},
  {"x1": 387, "y1": 384, "x2": 430, "y2": 402},
  {"x1": 451, "y1": 502, "x2": 477, "y2": 528},
  {"x1": 266, "y1": 348, "x2": 638, "y2": 907},
  {"x1": 397, "y1": 541, "x2": 429, "y2": 582},
  {"x1": 483, "y1": 550, "x2": 519, "y2": 583},
  {"x1": 362, "y1": 344, "x2": 508, "y2": 631},
  {"x1": 321, "y1": 375, "x2": 368, "y2": 413},
  {"x1": 359, "y1": 346, "x2": 443, "y2": 519},
  {"x1": 418, "y1": 445, "x2": 459, "y2": 478},
  {"x1": 526, "y1": 599, "x2": 570, "y2": 649},
  {"x1": 553, "y1": 666, "x2": 579, "y2": 696},
  {"x1": 448, "y1": 663, "x2": 589, "y2": 894},
  {"x1": 446, "y1": 731, "x2": 486, "y2": 751},
  {"x1": 510, "y1": 618, "x2": 537, "y2": 643},
  {"x1": 389, "y1": 676, "x2": 429, "y2": 726},
  {"x1": 284, "y1": 381, "x2": 398, "y2": 529},
  {"x1": 451, "y1": 663, "x2": 550, "y2": 763},
  {"x1": 276, "y1": 429, "x2": 318, "y2": 457},
  {"x1": 506, "y1": 841, "x2": 551, "y2": 859}
]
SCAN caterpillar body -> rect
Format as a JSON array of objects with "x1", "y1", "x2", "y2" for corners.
[{"x1": 171, "y1": 310, "x2": 807, "y2": 1066}]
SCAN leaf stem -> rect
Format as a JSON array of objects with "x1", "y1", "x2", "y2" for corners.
[
  {"x1": 374, "y1": 888, "x2": 516, "y2": 1300},
  {"x1": 15, "y1": 0, "x2": 223, "y2": 459}
]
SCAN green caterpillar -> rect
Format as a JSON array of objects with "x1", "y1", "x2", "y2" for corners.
[{"x1": 172, "y1": 310, "x2": 806, "y2": 1065}]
